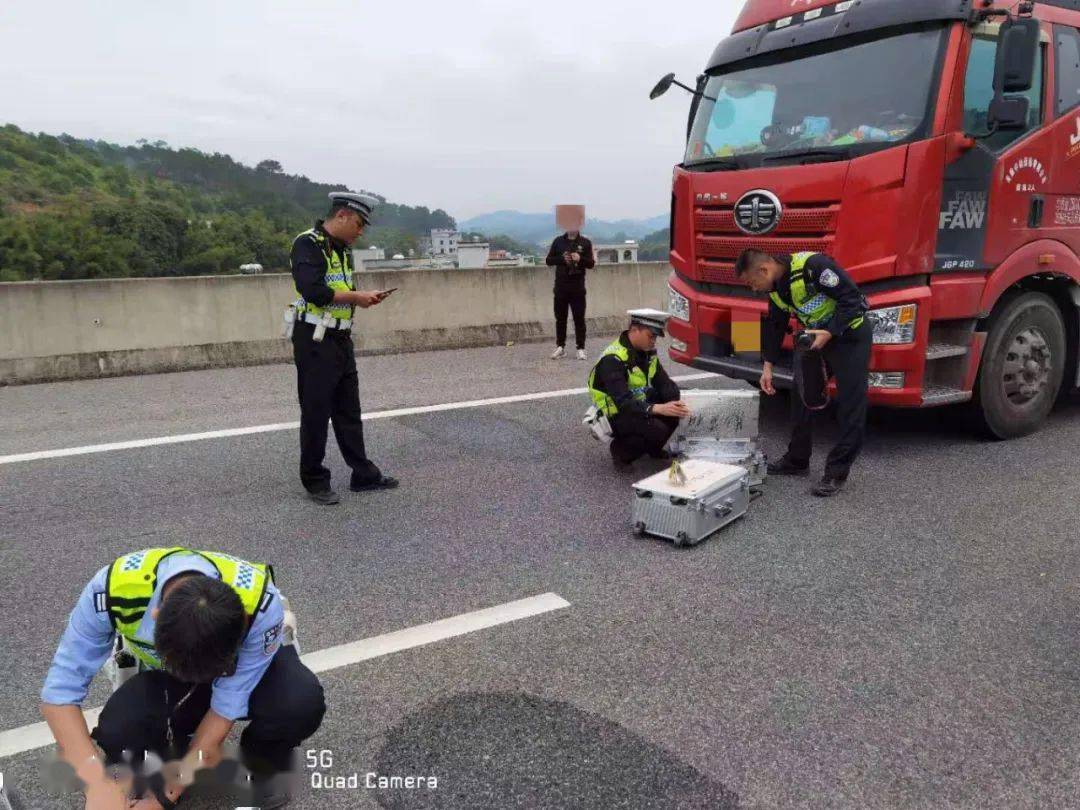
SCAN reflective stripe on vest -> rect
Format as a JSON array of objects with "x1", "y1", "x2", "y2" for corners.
[
  {"x1": 769, "y1": 252, "x2": 864, "y2": 331},
  {"x1": 292, "y1": 229, "x2": 355, "y2": 322},
  {"x1": 587, "y1": 340, "x2": 659, "y2": 418},
  {"x1": 106, "y1": 547, "x2": 273, "y2": 671}
]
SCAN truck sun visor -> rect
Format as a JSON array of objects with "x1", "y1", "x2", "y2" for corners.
[{"x1": 708, "y1": 0, "x2": 972, "y2": 73}]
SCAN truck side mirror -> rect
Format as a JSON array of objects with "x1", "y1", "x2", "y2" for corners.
[
  {"x1": 988, "y1": 17, "x2": 1039, "y2": 131},
  {"x1": 995, "y1": 17, "x2": 1039, "y2": 93},
  {"x1": 989, "y1": 95, "x2": 1031, "y2": 130},
  {"x1": 650, "y1": 73, "x2": 676, "y2": 100}
]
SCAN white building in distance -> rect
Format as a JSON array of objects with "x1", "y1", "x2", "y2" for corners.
[
  {"x1": 352, "y1": 246, "x2": 386, "y2": 269},
  {"x1": 457, "y1": 242, "x2": 490, "y2": 269},
  {"x1": 431, "y1": 228, "x2": 459, "y2": 256},
  {"x1": 594, "y1": 240, "x2": 639, "y2": 264}
]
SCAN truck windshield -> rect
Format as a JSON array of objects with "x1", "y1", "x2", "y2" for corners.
[{"x1": 686, "y1": 26, "x2": 948, "y2": 167}]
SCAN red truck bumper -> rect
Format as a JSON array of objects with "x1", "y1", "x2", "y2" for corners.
[{"x1": 667, "y1": 274, "x2": 935, "y2": 408}]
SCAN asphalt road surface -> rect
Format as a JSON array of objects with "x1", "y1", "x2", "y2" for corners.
[{"x1": 1, "y1": 338, "x2": 1078, "y2": 809}]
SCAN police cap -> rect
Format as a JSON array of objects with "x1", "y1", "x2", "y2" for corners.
[
  {"x1": 628, "y1": 308, "x2": 671, "y2": 337},
  {"x1": 329, "y1": 191, "x2": 378, "y2": 224}
]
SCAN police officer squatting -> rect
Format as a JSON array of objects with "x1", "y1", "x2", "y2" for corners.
[
  {"x1": 588, "y1": 309, "x2": 691, "y2": 466},
  {"x1": 734, "y1": 248, "x2": 871, "y2": 498},
  {"x1": 40, "y1": 547, "x2": 324, "y2": 810},
  {"x1": 288, "y1": 192, "x2": 400, "y2": 506}
]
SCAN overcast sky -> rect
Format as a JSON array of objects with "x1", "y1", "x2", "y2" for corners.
[{"x1": 0, "y1": 1, "x2": 738, "y2": 221}]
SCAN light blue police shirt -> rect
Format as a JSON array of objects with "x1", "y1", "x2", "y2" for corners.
[{"x1": 41, "y1": 552, "x2": 286, "y2": 722}]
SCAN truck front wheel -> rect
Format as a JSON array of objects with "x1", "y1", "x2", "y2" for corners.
[{"x1": 973, "y1": 291, "x2": 1066, "y2": 439}]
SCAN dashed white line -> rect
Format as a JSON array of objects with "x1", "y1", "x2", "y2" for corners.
[
  {"x1": 0, "y1": 592, "x2": 571, "y2": 759},
  {"x1": 0, "y1": 373, "x2": 717, "y2": 465}
]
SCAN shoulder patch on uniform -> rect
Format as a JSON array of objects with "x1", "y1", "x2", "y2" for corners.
[
  {"x1": 819, "y1": 268, "x2": 840, "y2": 288},
  {"x1": 94, "y1": 592, "x2": 108, "y2": 613},
  {"x1": 263, "y1": 623, "x2": 282, "y2": 656}
]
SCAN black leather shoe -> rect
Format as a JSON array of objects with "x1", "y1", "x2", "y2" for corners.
[
  {"x1": 307, "y1": 488, "x2": 340, "y2": 505},
  {"x1": 609, "y1": 443, "x2": 633, "y2": 468},
  {"x1": 648, "y1": 448, "x2": 675, "y2": 460},
  {"x1": 767, "y1": 456, "x2": 810, "y2": 476},
  {"x1": 350, "y1": 475, "x2": 399, "y2": 492},
  {"x1": 811, "y1": 476, "x2": 845, "y2": 497}
]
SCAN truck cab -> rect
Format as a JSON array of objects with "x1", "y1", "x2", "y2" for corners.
[{"x1": 660, "y1": 0, "x2": 1080, "y2": 437}]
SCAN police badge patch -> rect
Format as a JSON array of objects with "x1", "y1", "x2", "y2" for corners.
[
  {"x1": 819, "y1": 268, "x2": 840, "y2": 288},
  {"x1": 263, "y1": 623, "x2": 282, "y2": 656}
]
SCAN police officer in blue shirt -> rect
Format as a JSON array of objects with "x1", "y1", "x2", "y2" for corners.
[{"x1": 40, "y1": 548, "x2": 324, "y2": 810}]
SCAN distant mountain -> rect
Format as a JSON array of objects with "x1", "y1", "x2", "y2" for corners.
[{"x1": 459, "y1": 210, "x2": 667, "y2": 247}]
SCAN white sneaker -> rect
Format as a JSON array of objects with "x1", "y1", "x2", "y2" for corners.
[
  {"x1": 550, "y1": 346, "x2": 566, "y2": 359},
  {"x1": 576, "y1": 349, "x2": 587, "y2": 360}
]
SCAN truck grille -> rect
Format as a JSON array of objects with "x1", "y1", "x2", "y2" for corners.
[{"x1": 694, "y1": 203, "x2": 839, "y2": 285}]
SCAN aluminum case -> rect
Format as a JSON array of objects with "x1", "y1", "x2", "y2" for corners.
[{"x1": 632, "y1": 460, "x2": 751, "y2": 547}]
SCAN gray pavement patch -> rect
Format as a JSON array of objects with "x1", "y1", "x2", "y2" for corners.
[{"x1": 373, "y1": 692, "x2": 740, "y2": 810}]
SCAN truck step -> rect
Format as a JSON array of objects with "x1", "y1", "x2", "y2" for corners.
[
  {"x1": 922, "y1": 385, "x2": 972, "y2": 406},
  {"x1": 925, "y1": 342, "x2": 969, "y2": 361}
]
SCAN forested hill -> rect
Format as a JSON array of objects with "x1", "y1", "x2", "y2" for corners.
[{"x1": 0, "y1": 125, "x2": 455, "y2": 281}]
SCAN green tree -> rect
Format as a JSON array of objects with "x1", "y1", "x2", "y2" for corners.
[{"x1": 0, "y1": 217, "x2": 42, "y2": 280}]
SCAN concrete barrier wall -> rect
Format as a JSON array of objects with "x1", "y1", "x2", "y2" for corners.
[{"x1": 0, "y1": 262, "x2": 673, "y2": 385}]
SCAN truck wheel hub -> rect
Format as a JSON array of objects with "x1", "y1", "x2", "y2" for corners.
[{"x1": 1002, "y1": 328, "x2": 1051, "y2": 405}]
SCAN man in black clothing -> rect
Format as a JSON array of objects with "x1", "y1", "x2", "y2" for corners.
[
  {"x1": 735, "y1": 249, "x2": 871, "y2": 497},
  {"x1": 289, "y1": 192, "x2": 399, "y2": 505},
  {"x1": 588, "y1": 309, "x2": 690, "y2": 466},
  {"x1": 545, "y1": 230, "x2": 595, "y2": 360}
]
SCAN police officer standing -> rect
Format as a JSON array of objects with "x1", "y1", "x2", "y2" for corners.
[
  {"x1": 588, "y1": 309, "x2": 689, "y2": 466},
  {"x1": 734, "y1": 249, "x2": 871, "y2": 497},
  {"x1": 289, "y1": 192, "x2": 398, "y2": 505}
]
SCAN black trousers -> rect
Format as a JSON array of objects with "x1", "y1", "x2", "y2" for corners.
[
  {"x1": 610, "y1": 411, "x2": 680, "y2": 463},
  {"x1": 554, "y1": 281, "x2": 587, "y2": 350},
  {"x1": 91, "y1": 645, "x2": 325, "y2": 776},
  {"x1": 787, "y1": 322, "x2": 872, "y2": 479},
  {"x1": 293, "y1": 321, "x2": 381, "y2": 492}
]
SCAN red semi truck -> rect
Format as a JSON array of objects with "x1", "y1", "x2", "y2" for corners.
[{"x1": 652, "y1": 0, "x2": 1080, "y2": 437}]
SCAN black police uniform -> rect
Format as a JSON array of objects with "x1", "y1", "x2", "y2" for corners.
[
  {"x1": 593, "y1": 331, "x2": 682, "y2": 464},
  {"x1": 763, "y1": 253, "x2": 871, "y2": 481},
  {"x1": 545, "y1": 233, "x2": 595, "y2": 350},
  {"x1": 290, "y1": 222, "x2": 388, "y2": 495},
  {"x1": 93, "y1": 645, "x2": 324, "y2": 785}
]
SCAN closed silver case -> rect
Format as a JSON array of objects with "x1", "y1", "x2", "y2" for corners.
[{"x1": 631, "y1": 460, "x2": 750, "y2": 547}]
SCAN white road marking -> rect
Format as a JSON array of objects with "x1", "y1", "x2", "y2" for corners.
[
  {"x1": 0, "y1": 592, "x2": 571, "y2": 759},
  {"x1": 0, "y1": 708, "x2": 103, "y2": 761},
  {"x1": 0, "y1": 373, "x2": 717, "y2": 465},
  {"x1": 302, "y1": 592, "x2": 570, "y2": 674}
]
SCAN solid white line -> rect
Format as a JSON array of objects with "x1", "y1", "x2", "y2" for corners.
[
  {"x1": 0, "y1": 708, "x2": 102, "y2": 760},
  {"x1": 0, "y1": 373, "x2": 717, "y2": 465},
  {"x1": 0, "y1": 592, "x2": 571, "y2": 759},
  {"x1": 302, "y1": 592, "x2": 571, "y2": 674}
]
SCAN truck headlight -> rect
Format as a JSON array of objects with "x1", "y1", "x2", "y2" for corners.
[
  {"x1": 869, "y1": 304, "x2": 917, "y2": 344},
  {"x1": 668, "y1": 286, "x2": 690, "y2": 322},
  {"x1": 868, "y1": 372, "x2": 905, "y2": 389}
]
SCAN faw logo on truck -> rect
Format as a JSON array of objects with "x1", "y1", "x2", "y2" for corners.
[
  {"x1": 939, "y1": 190, "x2": 987, "y2": 230},
  {"x1": 735, "y1": 190, "x2": 782, "y2": 235}
]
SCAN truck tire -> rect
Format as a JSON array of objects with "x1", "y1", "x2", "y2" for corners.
[{"x1": 973, "y1": 291, "x2": 1066, "y2": 439}]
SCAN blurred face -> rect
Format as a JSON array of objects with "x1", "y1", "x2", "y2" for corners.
[
  {"x1": 628, "y1": 324, "x2": 658, "y2": 352},
  {"x1": 744, "y1": 258, "x2": 779, "y2": 293}
]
